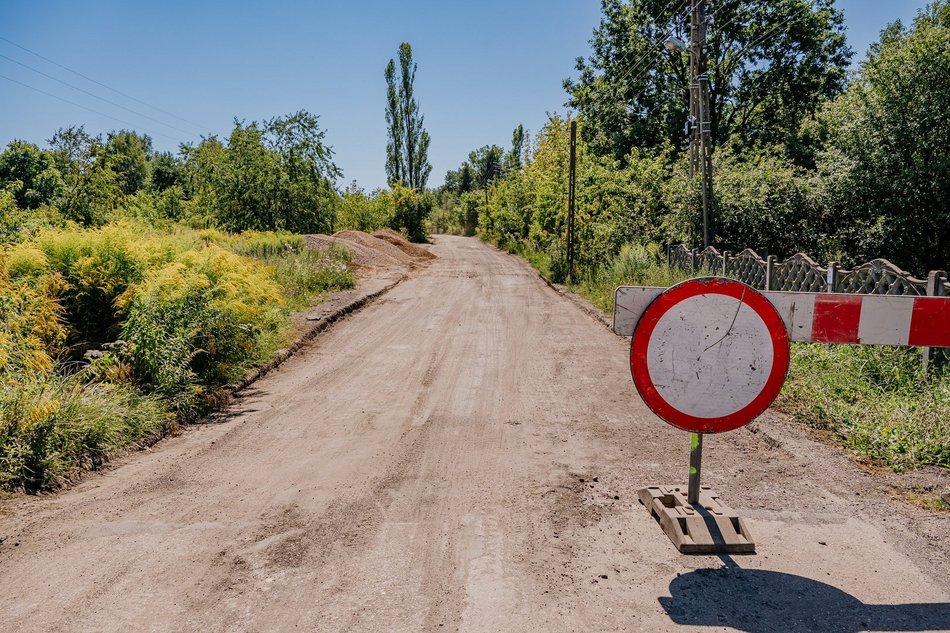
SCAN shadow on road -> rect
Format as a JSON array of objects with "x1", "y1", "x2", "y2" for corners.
[{"x1": 659, "y1": 556, "x2": 950, "y2": 632}]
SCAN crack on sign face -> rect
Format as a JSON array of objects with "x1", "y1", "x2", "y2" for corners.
[{"x1": 699, "y1": 286, "x2": 747, "y2": 358}]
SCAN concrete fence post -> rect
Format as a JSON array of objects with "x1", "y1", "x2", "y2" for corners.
[
  {"x1": 765, "y1": 255, "x2": 776, "y2": 291},
  {"x1": 722, "y1": 251, "x2": 731, "y2": 277},
  {"x1": 826, "y1": 262, "x2": 840, "y2": 293}
]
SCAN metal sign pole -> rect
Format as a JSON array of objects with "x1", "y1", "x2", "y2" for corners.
[{"x1": 688, "y1": 432, "x2": 703, "y2": 504}]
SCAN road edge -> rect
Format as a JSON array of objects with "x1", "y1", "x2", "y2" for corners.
[{"x1": 223, "y1": 273, "x2": 406, "y2": 396}]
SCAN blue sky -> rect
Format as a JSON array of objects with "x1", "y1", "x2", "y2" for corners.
[{"x1": 0, "y1": 0, "x2": 931, "y2": 189}]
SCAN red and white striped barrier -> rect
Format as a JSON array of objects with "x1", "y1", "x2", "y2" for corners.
[{"x1": 614, "y1": 285, "x2": 950, "y2": 347}]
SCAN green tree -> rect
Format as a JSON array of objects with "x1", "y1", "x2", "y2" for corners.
[
  {"x1": 817, "y1": 1, "x2": 950, "y2": 272},
  {"x1": 181, "y1": 112, "x2": 340, "y2": 233},
  {"x1": 468, "y1": 145, "x2": 505, "y2": 220},
  {"x1": 469, "y1": 145, "x2": 505, "y2": 190},
  {"x1": 0, "y1": 140, "x2": 63, "y2": 209},
  {"x1": 337, "y1": 182, "x2": 391, "y2": 232},
  {"x1": 384, "y1": 43, "x2": 432, "y2": 189},
  {"x1": 48, "y1": 126, "x2": 119, "y2": 224},
  {"x1": 149, "y1": 151, "x2": 184, "y2": 192},
  {"x1": 384, "y1": 59, "x2": 404, "y2": 185},
  {"x1": 443, "y1": 162, "x2": 475, "y2": 194},
  {"x1": 105, "y1": 130, "x2": 151, "y2": 195},
  {"x1": 565, "y1": 0, "x2": 852, "y2": 162},
  {"x1": 381, "y1": 183, "x2": 432, "y2": 242},
  {"x1": 505, "y1": 124, "x2": 526, "y2": 173}
]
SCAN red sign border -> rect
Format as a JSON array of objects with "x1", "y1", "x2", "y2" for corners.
[{"x1": 629, "y1": 278, "x2": 791, "y2": 434}]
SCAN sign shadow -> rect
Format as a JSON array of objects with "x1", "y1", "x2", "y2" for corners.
[{"x1": 658, "y1": 556, "x2": 950, "y2": 632}]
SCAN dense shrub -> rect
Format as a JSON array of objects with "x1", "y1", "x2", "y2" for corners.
[
  {"x1": 0, "y1": 250, "x2": 66, "y2": 375},
  {"x1": 336, "y1": 184, "x2": 392, "y2": 232},
  {"x1": 816, "y1": 3, "x2": 950, "y2": 272},
  {"x1": 120, "y1": 245, "x2": 285, "y2": 418},
  {"x1": 380, "y1": 183, "x2": 432, "y2": 243},
  {"x1": 0, "y1": 218, "x2": 356, "y2": 490},
  {"x1": 31, "y1": 222, "x2": 189, "y2": 349}
]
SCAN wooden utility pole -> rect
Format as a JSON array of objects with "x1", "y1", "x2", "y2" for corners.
[
  {"x1": 690, "y1": 0, "x2": 713, "y2": 248},
  {"x1": 567, "y1": 120, "x2": 577, "y2": 283}
]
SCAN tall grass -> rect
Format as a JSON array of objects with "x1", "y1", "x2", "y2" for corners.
[
  {"x1": 574, "y1": 243, "x2": 696, "y2": 312},
  {"x1": 778, "y1": 345, "x2": 948, "y2": 470},
  {"x1": 0, "y1": 373, "x2": 172, "y2": 491}
]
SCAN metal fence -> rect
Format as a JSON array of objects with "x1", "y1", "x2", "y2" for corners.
[{"x1": 667, "y1": 244, "x2": 949, "y2": 298}]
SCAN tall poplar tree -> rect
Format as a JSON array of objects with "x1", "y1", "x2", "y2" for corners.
[{"x1": 384, "y1": 42, "x2": 432, "y2": 189}]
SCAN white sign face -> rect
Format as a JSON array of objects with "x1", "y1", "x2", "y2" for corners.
[
  {"x1": 629, "y1": 278, "x2": 790, "y2": 434},
  {"x1": 646, "y1": 294, "x2": 775, "y2": 419}
]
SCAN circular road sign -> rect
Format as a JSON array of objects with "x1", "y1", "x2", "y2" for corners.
[{"x1": 630, "y1": 277, "x2": 790, "y2": 434}]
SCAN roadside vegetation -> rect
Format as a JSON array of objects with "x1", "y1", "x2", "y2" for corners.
[
  {"x1": 0, "y1": 113, "x2": 366, "y2": 492},
  {"x1": 1, "y1": 39, "x2": 442, "y2": 492},
  {"x1": 0, "y1": 220, "x2": 354, "y2": 492},
  {"x1": 431, "y1": 2, "x2": 950, "y2": 472}
]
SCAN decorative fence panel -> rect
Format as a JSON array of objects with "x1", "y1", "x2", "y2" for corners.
[{"x1": 667, "y1": 244, "x2": 946, "y2": 297}]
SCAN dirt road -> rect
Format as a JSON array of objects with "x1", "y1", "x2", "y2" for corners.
[{"x1": 1, "y1": 236, "x2": 948, "y2": 632}]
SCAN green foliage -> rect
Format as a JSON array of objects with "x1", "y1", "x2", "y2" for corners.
[
  {"x1": 105, "y1": 130, "x2": 152, "y2": 195},
  {"x1": 443, "y1": 162, "x2": 476, "y2": 195},
  {"x1": 31, "y1": 222, "x2": 189, "y2": 349},
  {"x1": 48, "y1": 126, "x2": 120, "y2": 225},
  {"x1": 668, "y1": 145, "x2": 822, "y2": 257},
  {"x1": 506, "y1": 124, "x2": 526, "y2": 173},
  {"x1": 0, "y1": 190, "x2": 63, "y2": 244},
  {"x1": 566, "y1": 0, "x2": 852, "y2": 162},
  {"x1": 427, "y1": 199, "x2": 464, "y2": 236},
  {"x1": 469, "y1": 145, "x2": 505, "y2": 190},
  {"x1": 815, "y1": 2, "x2": 950, "y2": 271},
  {"x1": 0, "y1": 140, "x2": 63, "y2": 209},
  {"x1": 379, "y1": 183, "x2": 432, "y2": 243},
  {"x1": 778, "y1": 345, "x2": 949, "y2": 470},
  {"x1": 182, "y1": 112, "x2": 340, "y2": 234},
  {"x1": 0, "y1": 247, "x2": 66, "y2": 376},
  {"x1": 120, "y1": 245, "x2": 285, "y2": 419},
  {"x1": 336, "y1": 182, "x2": 392, "y2": 232},
  {"x1": 476, "y1": 116, "x2": 682, "y2": 272},
  {"x1": 149, "y1": 151, "x2": 185, "y2": 192}
]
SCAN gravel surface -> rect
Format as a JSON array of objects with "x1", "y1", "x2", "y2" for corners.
[
  {"x1": 372, "y1": 228, "x2": 437, "y2": 260},
  {"x1": 0, "y1": 235, "x2": 947, "y2": 632},
  {"x1": 303, "y1": 233, "x2": 403, "y2": 269},
  {"x1": 334, "y1": 230, "x2": 415, "y2": 265}
]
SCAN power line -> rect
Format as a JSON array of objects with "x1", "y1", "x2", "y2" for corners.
[
  {"x1": 0, "y1": 72, "x2": 179, "y2": 142},
  {"x1": 622, "y1": 0, "x2": 825, "y2": 111},
  {"x1": 615, "y1": 0, "x2": 691, "y2": 88},
  {"x1": 0, "y1": 35, "x2": 208, "y2": 133},
  {"x1": 0, "y1": 52, "x2": 197, "y2": 138}
]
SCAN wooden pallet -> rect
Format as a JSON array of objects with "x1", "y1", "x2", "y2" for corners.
[{"x1": 638, "y1": 485, "x2": 755, "y2": 554}]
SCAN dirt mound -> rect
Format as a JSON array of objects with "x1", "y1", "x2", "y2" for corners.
[
  {"x1": 371, "y1": 229, "x2": 436, "y2": 260},
  {"x1": 303, "y1": 234, "x2": 403, "y2": 269},
  {"x1": 333, "y1": 231, "x2": 415, "y2": 265}
]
